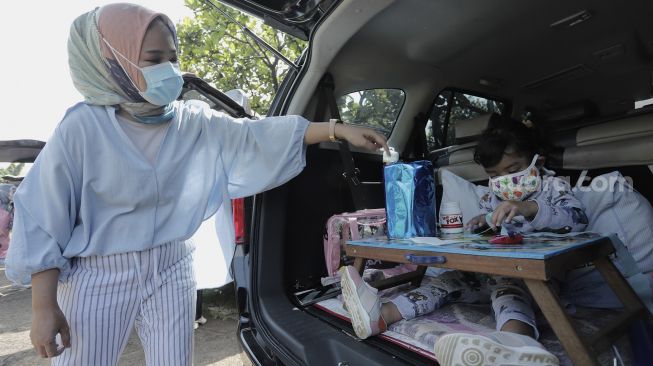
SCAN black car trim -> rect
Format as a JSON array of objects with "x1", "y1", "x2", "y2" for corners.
[
  {"x1": 303, "y1": 306, "x2": 436, "y2": 366},
  {"x1": 211, "y1": 0, "x2": 328, "y2": 40},
  {"x1": 248, "y1": 187, "x2": 303, "y2": 366},
  {"x1": 239, "y1": 327, "x2": 272, "y2": 366},
  {"x1": 181, "y1": 75, "x2": 253, "y2": 118},
  {"x1": 271, "y1": 1, "x2": 341, "y2": 117}
]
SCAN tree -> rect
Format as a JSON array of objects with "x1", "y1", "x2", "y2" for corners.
[
  {"x1": 0, "y1": 163, "x2": 25, "y2": 179},
  {"x1": 426, "y1": 92, "x2": 504, "y2": 150},
  {"x1": 337, "y1": 89, "x2": 405, "y2": 135},
  {"x1": 177, "y1": 0, "x2": 306, "y2": 116}
]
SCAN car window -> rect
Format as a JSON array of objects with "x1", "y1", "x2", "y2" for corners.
[
  {"x1": 336, "y1": 89, "x2": 405, "y2": 137},
  {"x1": 425, "y1": 90, "x2": 505, "y2": 150}
]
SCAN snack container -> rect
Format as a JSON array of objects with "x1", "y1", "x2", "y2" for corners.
[{"x1": 440, "y1": 201, "x2": 464, "y2": 234}]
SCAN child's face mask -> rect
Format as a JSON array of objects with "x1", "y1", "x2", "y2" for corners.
[{"x1": 489, "y1": 154, "x2": 541, "y2": 201}]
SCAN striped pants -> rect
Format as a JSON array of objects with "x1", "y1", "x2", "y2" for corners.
[{"x1": 53, "y1": 241, "x2": 196, "y2": 366}]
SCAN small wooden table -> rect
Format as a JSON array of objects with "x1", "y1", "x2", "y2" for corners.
[{"x1": 346, "y1": 233, "x2": 651, "y2": 366}]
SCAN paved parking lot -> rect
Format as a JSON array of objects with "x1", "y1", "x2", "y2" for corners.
[{"x1": 0, "y1": 265, "x2": 244, "y2": 366}]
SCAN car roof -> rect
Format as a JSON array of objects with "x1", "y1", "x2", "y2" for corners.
[{"x1": 328, "y1": 0, "x2": 653, "y2": 118}]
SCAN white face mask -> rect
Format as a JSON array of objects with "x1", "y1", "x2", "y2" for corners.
[
  {"x1": 489, "y1": 154, "x2": 541, "y2": 201},
  {"x1": 103, "y1": 38, "x2": 183, "y2": 106}
]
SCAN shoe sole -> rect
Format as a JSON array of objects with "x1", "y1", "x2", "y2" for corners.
[
  {"x1": 340, "y1": 267, "x2": 373, "y2": 339},
  {"x1": 434, "y1": 333, "x2": 559, "y2": 366}
]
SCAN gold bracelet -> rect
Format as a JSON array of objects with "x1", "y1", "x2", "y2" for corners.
[{"x1": 329, "y1": 118, "x2": 342, "y2": 142}]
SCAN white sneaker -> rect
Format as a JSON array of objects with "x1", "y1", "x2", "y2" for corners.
[
  {"x1": 339, "y1": 266, "x2": 387, "y2": 339},
  {"x1": 434, "y1": 331, "x2": 559, "y2": 366},
  {"x1": 194, "y1": 316, "x2": 207, "y2": 330}
]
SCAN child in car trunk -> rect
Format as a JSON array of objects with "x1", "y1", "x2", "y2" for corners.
[{"x1": 341, "y1": 114, "x2": 589, "y2": 366}]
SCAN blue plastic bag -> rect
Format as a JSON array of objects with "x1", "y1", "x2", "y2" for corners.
[{"x1": 384, "y1": 160, "x2": 436, "y2": 238}]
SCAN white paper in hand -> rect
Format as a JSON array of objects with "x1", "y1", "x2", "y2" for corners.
[{"x1": 383, "y1": 147, "x2": 399, "y2": 164}]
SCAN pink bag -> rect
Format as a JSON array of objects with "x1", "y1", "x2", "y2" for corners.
[
  {"x1": 0, "y1": 184, "x2": 14, "y2": 260},
  {"x1": 322, "y1": 209, "x2": 416, "y2": 284},
  {"x1": 0, "y1": 208, "x2": 11, "y2": 259}
]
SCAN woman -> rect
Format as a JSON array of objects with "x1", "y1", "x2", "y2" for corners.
[{"x1": 5, "y1": 3, "x2": 388, "y2": 365}]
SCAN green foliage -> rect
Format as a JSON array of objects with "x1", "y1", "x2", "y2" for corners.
[
  {"x1": 426, "y1": 92, "x2": 504, "y2": 150},
  {"x1": 337, "y1": 89, "x2": 405, "y2": 136},
  {"x1": 0, "y1": 163, "x2": 25, "y2": 178},
  {"x1": 177, "y1": 0, "x2": 306, "y2": 115}
]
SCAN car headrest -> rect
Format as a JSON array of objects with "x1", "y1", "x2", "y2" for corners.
[
  {"x1": 437, "y1": 162, "x2": 488, "y2": 184},
  {"x1": 454, "y1": 114, "x2": 491, "y2": 142}
]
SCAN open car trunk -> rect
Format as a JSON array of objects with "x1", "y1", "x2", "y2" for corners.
[
  {"x1": 246, "y1": 144, "x2": 439, "y2": 365},
  {"x1": 248, "y1": 144, "x2": 650, "y2": 366},
  {"x1": 231, "y1": 0, "x2": 653, "y2": 364}
]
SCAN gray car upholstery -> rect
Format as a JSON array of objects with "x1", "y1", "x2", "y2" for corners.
[
  {"x1": 563, "y1": 136, "x2": 653, "y2": 169},
  {"x1": 454, "y1": 113, "x2": 491, "y2": 142},
  {"x1": 575, "y1": 113, "x2": 653, "y2": 147},
  {"x1": 555, "y1": 112, "x2": 653, "y2": 169},
  {"x1": 439, "y1": 110, "x2": 653, "y2": 180}
]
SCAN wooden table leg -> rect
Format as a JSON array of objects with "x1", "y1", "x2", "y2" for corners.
[
  {"x1": 587, "y1": 257, "x2": 651, "y2": 349},
  {"x1": 351, "y1": 258, "x2": 427, "y2": 290},
  {"x1": 524, "y1": 279, "x2": 599, "y2": 366},
  {"x1": 593, "y1": 257, "x2": 649, "y2": 313},
  {"x1": 368, "y1": 266, "x2": 428, "y2": 290},
  {"x1": 410, "y1": 266, "x2": 427, "y2": 287},
  {"x1": 353, "y1": 257, "x2": 365, "y2": 276}
]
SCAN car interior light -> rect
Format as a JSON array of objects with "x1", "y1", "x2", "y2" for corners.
[{"x1": 479, "y1": 78, "x2": 501, "y2": 89}]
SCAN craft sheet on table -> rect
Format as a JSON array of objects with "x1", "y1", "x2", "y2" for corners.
[{"x1": 348, "y1": 232, "x2": 609, "y2": 260}]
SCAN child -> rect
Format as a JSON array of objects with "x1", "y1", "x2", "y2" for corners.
[{"x1": 340, "y1": 114, "x2": 588, "y2": 366}]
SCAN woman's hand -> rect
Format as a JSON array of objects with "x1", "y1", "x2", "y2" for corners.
[
  {"x1": 489, "y1": 200, "x2": 538, "y2": 227},
  {"x1": 31, "y1": 269, "x2": 70, "y2": 358},
  {"x1": 31, "y1": 304, "x2": 70, "y2": 358},
  {"x1": 336, "y1": 124, "x2": 389, "y2": 154}
]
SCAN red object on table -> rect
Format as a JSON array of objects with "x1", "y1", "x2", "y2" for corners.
[{"x1": 489, "y1": 233, "x2": 524, "y2": 245}]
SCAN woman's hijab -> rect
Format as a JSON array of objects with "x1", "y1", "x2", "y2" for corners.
[{"x1": 68, "y1": 3, "x2": 178, "y2": 117}]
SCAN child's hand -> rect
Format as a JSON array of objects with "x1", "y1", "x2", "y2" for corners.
[
  {"x1": 465, "y1": 214, "x2": 489, "y2": 232},
  {"x1": 489, "y1": 200, "x2": 538, "y2": 227}
]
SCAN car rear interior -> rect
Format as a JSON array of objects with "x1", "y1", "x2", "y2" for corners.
[{"x1": 245, "y1": 0, "x2": 653, "y2": 364}]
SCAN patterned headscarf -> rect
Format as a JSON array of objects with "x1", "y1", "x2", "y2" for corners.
[{"x1": 67, "y1": 3, "x2": 178, "y2": 117}]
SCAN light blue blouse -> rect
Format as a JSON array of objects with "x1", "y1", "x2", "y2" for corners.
[{"x1": 6, "y1": 100, "x2": 308, "y2": 285}]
